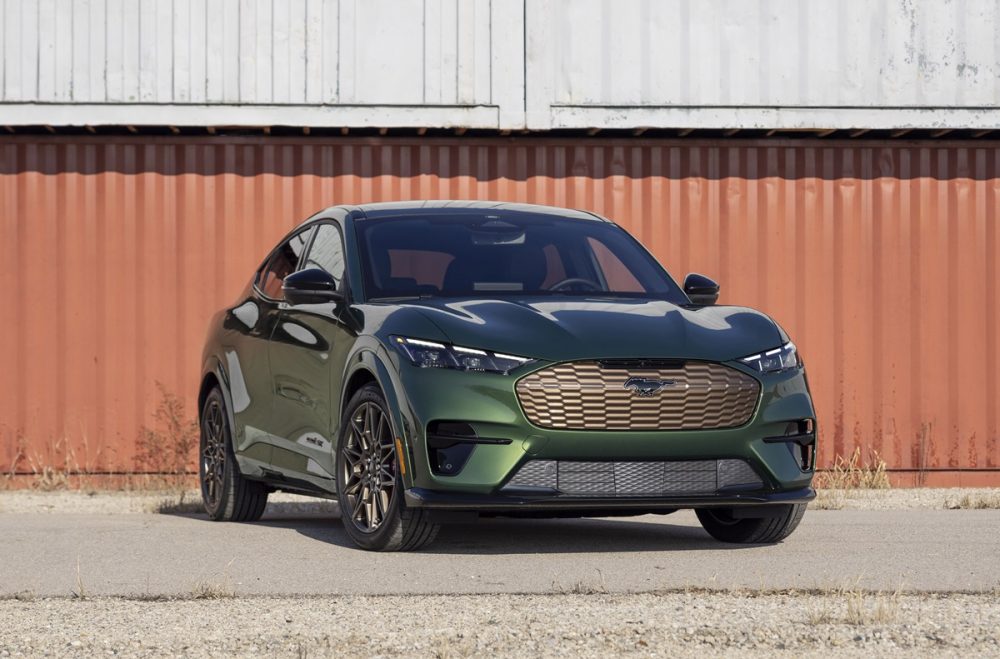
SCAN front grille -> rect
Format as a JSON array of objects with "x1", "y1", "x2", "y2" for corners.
[
  {"x1": 502, "y1": 459, "x2": 764, "y2": 497},
  {"x1": 515, "y1": 360, "x2": 760, "y2": 431}
]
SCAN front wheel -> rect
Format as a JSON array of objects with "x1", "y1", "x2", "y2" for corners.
[
  {"x1": 695, "y1": 503, "x2": 807, "y2": 543},
  {"x1": 336, "y1": 384, "x2": 439, "y2": 551}
]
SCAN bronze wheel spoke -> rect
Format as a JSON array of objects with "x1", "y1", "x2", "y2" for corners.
[
  {"x1": 340, "y1": 400, "x2": 397, "y2": 534},
  {"x1": 201, "y1": 400, "x2": 227, "y2": 511}
]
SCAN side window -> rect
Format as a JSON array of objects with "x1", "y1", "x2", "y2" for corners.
[
  {"x1": 302, "y1": 224, "x2": 346, "y2": 286},
  {"x1": 258, "y1": 229, "x2": 312, "y2": 299},
  {"x1": 586, "y1": 237, "x2": 643, "y2": 292}
]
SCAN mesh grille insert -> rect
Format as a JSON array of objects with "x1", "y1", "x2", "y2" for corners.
[{"x1": 502, "y1": 459, "x2": 764, "y2": 497}]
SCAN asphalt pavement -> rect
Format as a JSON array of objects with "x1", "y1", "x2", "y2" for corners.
[{"x1": 2, "y1": 507, "x2": 997, "y2": 597}]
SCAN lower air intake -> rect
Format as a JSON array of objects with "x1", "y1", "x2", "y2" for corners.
[{"x1": 501, "y1": 459, "x2": 763, "y2": 497}]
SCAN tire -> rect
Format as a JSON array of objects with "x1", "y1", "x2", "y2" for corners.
[
  {"x1": 200, "y1": 387, "x2": 268, "y2": 522},
  {"x1": 336, "y1": 384, "x2": 439, "y2": 551},
  {"x1": 695, "y1": 503, "x2": 807, "y2": 544}
]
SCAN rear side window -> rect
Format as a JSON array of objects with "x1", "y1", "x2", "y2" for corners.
[
  {"x1": 302, "y1": 224, "x2": 346, "y2": 286},
  {"x1": 258, "y1": 229, "x2": 312, "y2": 299}
]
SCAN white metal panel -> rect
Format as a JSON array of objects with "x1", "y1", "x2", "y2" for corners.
[
  {"x1": 318, "y1": 0, "x2": 338, "y2": 103},
  {"x1": 351, "y1": 0, "x2": 424, "y2": 104},
  {"x1": 527, "y1": 0, "x2": 1000, "y2": 129},
  {"x1": 2, "y1": 0, "x2": 1000, "y2": 131},
  {"x1": 490, "y1": 0, "x2": 523, "y2": 127},
  {"x1": 304, "y1": 0, "x2": 324, "y2": 104},
  {"x1": 36, "y1": 0, "x2": 56, "y2": 100}
]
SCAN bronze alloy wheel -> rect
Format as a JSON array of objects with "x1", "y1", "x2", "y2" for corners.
[
  {"x1": 339, "y1": 400, "x2": 397, "y2": 533},
  {"x1": 200, "y1": 397, "x2": 226, "y2": 512},
  {"x1": 199, "y1": 387, "x2": 269, "y2": 522}
]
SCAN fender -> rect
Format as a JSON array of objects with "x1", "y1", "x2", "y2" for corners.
[
  {"x1": 341, "y1": 343, "x2": 418, "y2": 487},
  {"x1": 199, "y1": 353, "x2": 239, "y2": 452}
]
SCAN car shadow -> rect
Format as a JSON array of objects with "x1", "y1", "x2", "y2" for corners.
[
  {"x1": 244, "y1": 506, "x2": 760, "y2": 554},
  {"x1": 166, "y1": 502, "x2": 764, "y2": 553}
]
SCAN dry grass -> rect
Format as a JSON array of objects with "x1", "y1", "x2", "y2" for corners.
[
  {"x1": 72, "y1": 556, "x2": 88, "y2": 601},
  {"x1": 134, "y1": 383, "x2": 199, "y2": 493},
  {"x1": 806, "y1": 587, "x2": 900, "y2": 626},
  {"x1": 147, "y1": 490, "x2": 205, "y2": 515},
  {"x1": 815, "y1": 448, "x2": 891, "y2": 490},
  {"x1": 190, "y1": 580, "x2": 235, "y2": 600},
  {"x1": 810, "y1": 489, "x2": 848, "y2": 510},
  {"x1": 554, "y1": 570, "x2": 609, "y2": 595},
  {"x1": 811, "y1": 448, "x2": 891, "y2": 510},
  {"x1": 945, "y1": 492, "x2": 1000, "y2": 509},
  {"x1": 2, "y1": 385, "x2": 199, "y2": 493},
  {"x1": 190, "y1": 558, "x2": 237, "y2": 599}
]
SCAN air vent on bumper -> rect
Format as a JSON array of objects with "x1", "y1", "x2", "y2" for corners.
[{"x1": 500, "y1": 459, "x2": 764, "y2": 497}]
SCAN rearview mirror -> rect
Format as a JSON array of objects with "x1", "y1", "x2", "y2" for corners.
[
  {"x1": 282, "y1": 268, "x2": 344, "y2": 306},
  {"x1": 683, "y1": 273, "x2": 720, "y2": 306}
]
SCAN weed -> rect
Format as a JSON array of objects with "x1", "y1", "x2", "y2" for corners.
[
  {"x1": 190, "y1": 580, "x2": 235, "y2": 599},
  {"x1": 556, "y1": 581, "x2": 608, "y2": 595},
  {"x1": 72, "y1": 556, "x2": 88, "y2": 601},
  {"x1": 814, "y1": 448, "x2": 891, "y2": 490},
  {"x1": 805, "y1": 586, "x2": 900, "y2": 626},
  {"x1": 149, "y1": 490, "x2": 204, "y2": 515},
  {"x1": 810, "y1": 489, "x2": 845, "y2": 510},
  {"x1": 844, "y1": 588, "x2": 900, "y2": 625},
  {"x1": 945, "y1": 492, "x2": 1000, "y2": 509},
  {"x1": 191, "y1": 558, "x2": 237, "y2": 599},
  {"x1": 134, "y1": 383, "x2": 199, "y2": 493}
]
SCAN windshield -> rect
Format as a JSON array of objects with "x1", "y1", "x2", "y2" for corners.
[{"x1": 356, "y1": 213, "x2": 687, "y2": 303}]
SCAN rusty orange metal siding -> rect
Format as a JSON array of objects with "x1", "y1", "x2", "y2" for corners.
[{"x1": 0, "y1": 136, "x2": 997, "y2": 482}]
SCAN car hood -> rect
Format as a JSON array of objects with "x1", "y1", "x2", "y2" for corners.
[{"x1": 399, "y1": 297, "x2": 784, "y2": 363}]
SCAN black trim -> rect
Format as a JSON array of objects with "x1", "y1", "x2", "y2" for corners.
[
  {"x1": 427, "y1": 432, "x2": 513, "y2": 448},
  {"x1": 762, "y1": 432, "x2": 816, "y2": 446},
  {"x1": 404, "y1": 486, "x2": 815, "y2": 511}
]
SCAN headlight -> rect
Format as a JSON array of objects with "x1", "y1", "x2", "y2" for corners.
[
  {"x1": 739, "y1": 342, "x2": 799, "y2": 373},
  {"x1": 391, "y1": 336, "x2": 536, "y2": 375}
]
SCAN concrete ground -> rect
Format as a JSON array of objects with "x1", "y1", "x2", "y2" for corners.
[{"x1": 1, "y1": 491, "x2": 998, "y2": 657}]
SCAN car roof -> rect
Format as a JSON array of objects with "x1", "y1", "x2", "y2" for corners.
[{"x1": 324, "y1": 200, "x2": 607, "y2": 222}]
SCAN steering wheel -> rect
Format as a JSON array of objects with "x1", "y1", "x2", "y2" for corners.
[{"x1": 548, "y1": 277, "x2": 602, "y2": 292}]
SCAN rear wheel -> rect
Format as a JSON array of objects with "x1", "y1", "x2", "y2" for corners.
[
  {"x1": 336, "y1": 384, "x2": 439, "y2": 551},
  {"x1": 695, "y1": 504, "x2": 806, "y2": 543},
  {"x1": 200, "y1": 387, "x2": 268, "y2": 522}
]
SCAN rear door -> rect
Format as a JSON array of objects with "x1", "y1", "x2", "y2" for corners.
[
  {"x1": 266, "y1": 220, "x2": 356, "y2": 489},
  {"x1": 227, "y1": 227, "x2": 313, "y2": 471}
]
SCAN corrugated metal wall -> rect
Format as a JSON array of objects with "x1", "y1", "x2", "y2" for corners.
[{"x1": 1, "y1": 136, "x2": 997, "y2": 483}]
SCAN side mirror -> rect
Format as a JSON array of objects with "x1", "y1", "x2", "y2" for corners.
[
  {"x1": 683, "y1": 273, "x2": 720, "y2": 306},
  {"x1": 282, "y1": 268, "x2": 344, "y2": 306}
]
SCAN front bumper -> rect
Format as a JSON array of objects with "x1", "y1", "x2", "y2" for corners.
[
  {"x1": 389, "y1": 352, "x2": 817, "y2": 498},
  {"x1": 405, "y1": 486, "x2": 816, "y2": 512}
]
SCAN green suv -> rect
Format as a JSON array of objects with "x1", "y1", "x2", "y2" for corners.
[{"x1": 199, "y1": 201, "x2": 816, "y2": 551}]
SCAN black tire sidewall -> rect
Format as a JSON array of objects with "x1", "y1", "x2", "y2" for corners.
[
  {"x1": 696, "y1": 504, "x2": 806, "y2": 543},
  {"x1": 200, "y1": 387, "x2": 244, "y2": 520}
]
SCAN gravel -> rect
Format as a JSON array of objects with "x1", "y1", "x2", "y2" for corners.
[
  {"x1": 1, "y1": 591, "x2": 997, "y2": 658},
  {"x1": 809, "y1": 488, "x2": 1000, "y2": 511},
  {"x1": 3, "y1": 489, "x2": 998, "y2": 657},
  {"x1": 0, "y1": 491, "x2": 338, "y2": 515}
]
